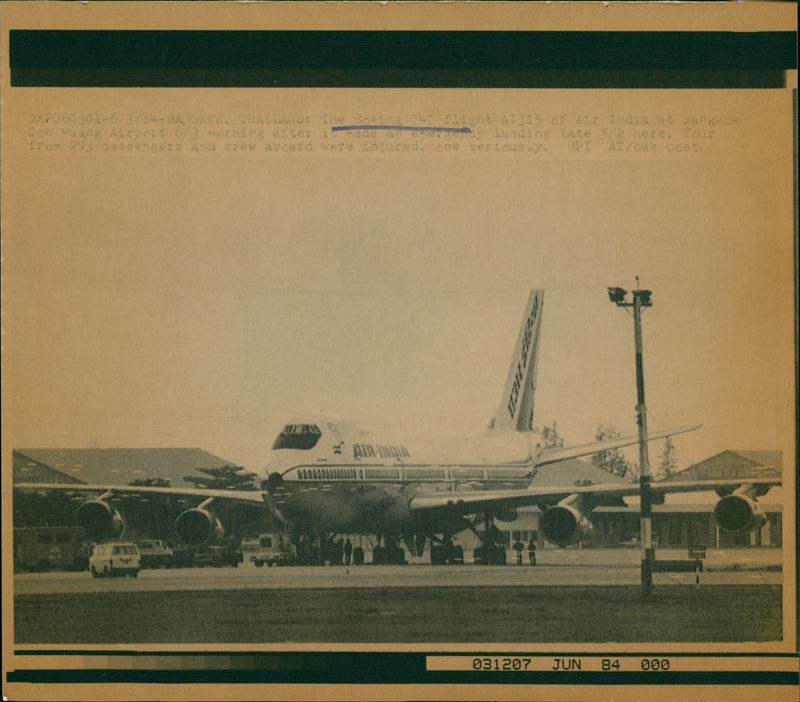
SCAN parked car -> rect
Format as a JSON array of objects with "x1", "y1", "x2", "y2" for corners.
[
  {"x1": 89, "y1": 542, "x2": 141, "y2": 577},
  {"x1": 137, "y1": 540, "x2": 174, "y2": 569},
  {"x1": 193, "y1": 542, "x2": 243, "y2": 568}
]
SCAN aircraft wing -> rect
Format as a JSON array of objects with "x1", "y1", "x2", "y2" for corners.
[
  {"x1": 13, "y1": 482, "x2": 265, "y2": 505},
  {"x1": 534, "y1": 424, "x2": 701, "y2": 466},
  {"x1": 408, "y1": 476, "x2": 781, "y2": 518}
]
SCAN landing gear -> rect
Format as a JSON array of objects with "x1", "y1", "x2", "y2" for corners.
[
  {"x1": 431, "y1": 544, "x2": 466, "y2": 564},
  {"x1": 451, "y1": 544, "x2": 464, "y2": 564},
  {"x1": 428, "y1": 537, "x2": 464, "y2": 565},
  {"x1": 472, "y1": 544, "x2": 507, "y2": 565},
  {"x1": 372, "y1": 537, "x2": 406, "y2": 564},
  {"x1": 458, "y1": 512, "x2": 508, "y2": 565},
  {"x1": 430, "y1": 544, "x2": 448, "y2": 565}
]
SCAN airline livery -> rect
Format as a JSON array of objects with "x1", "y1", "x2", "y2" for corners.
[{"x1": 15, "y1": 290, "x2": 780, "y2": 564}]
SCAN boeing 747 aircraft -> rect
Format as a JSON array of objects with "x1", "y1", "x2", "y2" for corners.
[{"x1": 15, "y1": 290, "x2": 780, "y2": 564}]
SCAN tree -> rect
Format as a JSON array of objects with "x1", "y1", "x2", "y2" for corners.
[
  {"x1": 655, "y1": 436, "x2": 679, "y2": 481},
  {"x1": 183, "y1": 465, "x2": 258, "y2": 491},
  {"x1": 591, "y1": 423, "x2": 637, "y2": 482},
  {"x1": 540, "y1": 421, "x2": 565, "y2": 448}
]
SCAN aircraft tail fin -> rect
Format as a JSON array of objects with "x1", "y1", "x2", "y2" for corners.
[{"x1": 488, "y1": 289, "x2": 545, "y2": 432}]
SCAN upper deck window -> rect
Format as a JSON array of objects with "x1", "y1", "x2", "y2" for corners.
[{"x1": 271, "y1": 424, "x2": 322, "y2": 450}]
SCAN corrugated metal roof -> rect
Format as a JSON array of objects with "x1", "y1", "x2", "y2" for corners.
[
  {"x1": 530, "y1": 459, "x2": 628, "y2": 487},
  {"x1": 732, "y1": 450, "x2": 783, "y2": 472},
  {"x1": 662, "y1": 450, "x2": 782, "y2": 482},
  {"x1": 12, "y1": 448, "x2": 241, "y2": 488}
]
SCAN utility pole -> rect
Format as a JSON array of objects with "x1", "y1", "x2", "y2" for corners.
[{"x1": 607, "y1": 278, "x2": 654, "y2": 599}]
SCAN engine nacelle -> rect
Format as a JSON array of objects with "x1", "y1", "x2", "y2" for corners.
[
  {"x1": 174, "y1": 507, "x2": 225, "y2": 547},
  {"x1": 496, "y1": 508, "x2": 519, "y2": 523},
  {"x1": 539, "y1": 499, "x2": 593, "y2": 547},
  {"x1": 74, "y1": 500, "x2": 124, "y2": 540},
  {"x1": 714, "y1": 492, "x2": 766, "y2": 534}
]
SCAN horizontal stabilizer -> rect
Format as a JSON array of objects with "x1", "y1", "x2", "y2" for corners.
[{"x1": 535, "y1": 424, "x2": 701, "y2": 467}]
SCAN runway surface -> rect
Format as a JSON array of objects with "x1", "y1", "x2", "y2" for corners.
[
  {"x1": 14, "y1": 548, "x2": 782, "y2": 595},
  {"x1": 13, "y1": 550, "x2": 783, "y2": 643}
]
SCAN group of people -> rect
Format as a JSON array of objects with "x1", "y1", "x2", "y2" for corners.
[
  {"x1": 307, "y1": 534, "x2": 537, "y2": 566},
  {"x1": 512, "y1": 538, "x2": 537, "y2": 565},
  {"x1": 295, "y1": 536, "x2": 355, "y2": 565}
]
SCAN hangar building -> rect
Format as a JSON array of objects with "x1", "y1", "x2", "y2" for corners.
[
  {"x1": 12, "y1": 448, "x2": 266, "y2": 538},
  {"x1": 13, "y1": 447, "x2": 241, "y2": 487}
]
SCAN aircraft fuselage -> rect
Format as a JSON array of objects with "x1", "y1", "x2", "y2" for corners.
[{"x1": 259, "y1": 421, "x2": 535, "y2": 537}]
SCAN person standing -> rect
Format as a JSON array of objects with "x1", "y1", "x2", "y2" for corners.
[
  {"x1": 343, "y1": 538, "x2": 353, "y2": 566},
  {"x1": 513, "y1": 538, "x2": 524, "y2": 565},
  {"x1": 528, "y1": 539, "x2": 537, "y2": 566}
]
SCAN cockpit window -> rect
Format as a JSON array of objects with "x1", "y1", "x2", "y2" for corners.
[{"x1": 271, "y1": 424, "x2": 322, "y2": 450}]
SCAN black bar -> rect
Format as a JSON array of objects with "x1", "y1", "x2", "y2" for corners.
[
  {"x1": 14, "y1": 649, "x2": 794, "y2": 658},
  {"x1": 9, "y1": 30, "x2": 796, "y2": 87},
  {"x1": 6, "y1": 667, "x2": 798, "y2": 686},
  {"x1": 652, "y1": 560, "x2": 702, "y2": 573}
]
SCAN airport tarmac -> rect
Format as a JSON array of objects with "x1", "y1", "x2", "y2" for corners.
[{"x1": 14, "y1": 548, "x2": 782, "y2": 595}]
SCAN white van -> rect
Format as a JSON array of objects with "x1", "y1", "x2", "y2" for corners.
[{"x1": 89, "y1": 542, "x2": 141, "y2": 577}]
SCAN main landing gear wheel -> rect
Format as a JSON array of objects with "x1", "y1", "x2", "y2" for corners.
[
  {"x1": 372, "y1": 544, "x2": 405, "y2": 564},
  {"x1": 472, "y1": 545, "x2": 507, "y2": 565},
  {"x1": 429, "y1": 540, "x2": 464, "y2": 565}
]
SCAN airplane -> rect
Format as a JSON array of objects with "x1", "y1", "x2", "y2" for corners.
[{"x1": 14, "y1": 289, "x2": 781, "y2": 565}]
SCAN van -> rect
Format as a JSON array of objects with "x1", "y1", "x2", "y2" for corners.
[{"x1": 89, "y1": 542, "x2": 141, "y2": 577}]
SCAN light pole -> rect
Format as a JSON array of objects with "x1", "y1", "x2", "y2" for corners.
[{"x1": 608, "y1": 278, "x2": 654, "y2": 599}]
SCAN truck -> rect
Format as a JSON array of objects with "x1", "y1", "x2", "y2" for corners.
[
  {"x1": 137, "y1": 539, "x2": 174, "y2": 569},
  {"x1": 13, "y1": 526, "x2": 92, "y2": 572},
  {"x1": 193, "y1": 538, "x2": 243, "y2": 568},
  {"x1": 249, "y1": 533, "x2": 294, "y2": 567}
]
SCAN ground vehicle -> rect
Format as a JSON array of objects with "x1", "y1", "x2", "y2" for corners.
[
  {"x1": 14, "y1": 527, "x2": 92, "y2": 572},
  {"x1": 250, "y1": 533, "x2": 294, "y2": 567},
  {"x1": 89, "y1": 542, "x2": 141, "y2": 577},
  {"x1": 193, "y1": 541, "x2": 243, "y2": 568},
  {"x1": 137, "y1": 540, "x2": 174, "y2": 568}
]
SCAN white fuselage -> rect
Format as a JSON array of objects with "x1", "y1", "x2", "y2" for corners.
[{"x1": 259, "y1": 421, "x2": 537, "y2": 536}]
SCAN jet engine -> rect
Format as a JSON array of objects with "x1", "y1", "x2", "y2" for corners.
[
  {"x1": 538, "y1": 494, "x2": 593, "y2": 546},
  {"x1": 496, "y1": 508, "x2": 519, "y2": 523},
  {"x1": 714, "y1": 484, "x2": 767, "y2": 533},
  {"x1": 74, "y1": 499, "x2": 124, "y2": 540},
  {"x1": 174, "y1": 506, "x2": 225, "y2": 547}
]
